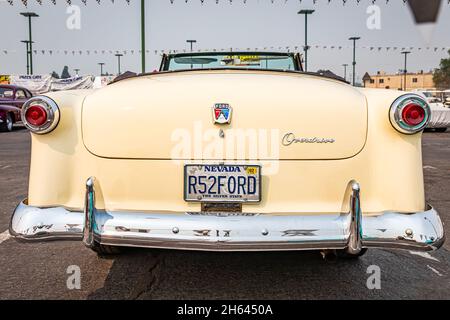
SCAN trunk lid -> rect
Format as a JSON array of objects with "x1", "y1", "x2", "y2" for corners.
[{"x1": 82, "y1": 71, "x2": 367, "y2": 160}]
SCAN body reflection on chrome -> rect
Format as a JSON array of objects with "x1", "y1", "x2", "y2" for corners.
[{"x1": 282, "y1": 229, "x2": 318, "y2": 237}]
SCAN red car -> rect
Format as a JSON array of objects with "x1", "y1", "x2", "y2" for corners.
[{"x1": 0, "y1": 85, "x2": 33, "y2": 132}]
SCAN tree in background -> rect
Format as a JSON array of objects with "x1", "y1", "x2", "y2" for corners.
[
  {"x1": 433, "y1": 50, "x2": 450, "y2": 89},
  {"x1": 61, "y1": 66, "x2": 71, "y2": 79},
  {"x1": 51, "y1": 71, "x2": 60, "y2": 79}
]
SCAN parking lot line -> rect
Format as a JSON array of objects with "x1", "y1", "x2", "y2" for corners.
[
  {"x1": 427, "y1": 265, "x2": 444, "y2": 277},
  {"x1": 409, "y1": 251, "x2": 440, "y2": 262},
  {"x1": 0, "y1": 231, "x2": 11, "y2": 244}
]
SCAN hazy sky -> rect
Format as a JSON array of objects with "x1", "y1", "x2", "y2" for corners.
[{"x1": 1, "y1": 0, "x2": 449, "y2": 82}]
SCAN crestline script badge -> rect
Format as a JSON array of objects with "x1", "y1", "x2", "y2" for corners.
[{"x1": 282, "y1": 133, "x2": 336, "y2": 146}]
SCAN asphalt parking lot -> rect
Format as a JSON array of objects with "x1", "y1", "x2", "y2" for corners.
[{"x1": 0, "y1": 126, "x2": 449, "y2": 300}]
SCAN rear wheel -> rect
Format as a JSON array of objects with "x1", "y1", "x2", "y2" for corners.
[
  {"x1": 91, "y1": 242, "x2": 122, "y2": 256},
  {"x1": 0, "y1": 113, "x2": 13, "y2": 132},
  {"x1": 336, "y1": 248, "x2": 368, "y2": 259}
]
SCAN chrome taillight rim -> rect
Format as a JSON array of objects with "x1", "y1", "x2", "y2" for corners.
[
  {"x1": 22, "y1": 96, "x2": 60, "y2": 134},
  {"x1": 389, "y1": 94, "x2": 430, "y2": 134}
]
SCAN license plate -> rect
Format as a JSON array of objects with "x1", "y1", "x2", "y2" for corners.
[{"x1": 184, "y1": 165, "x2": 261, "y2": 203}]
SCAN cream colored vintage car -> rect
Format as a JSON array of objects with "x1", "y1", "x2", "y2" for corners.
[{"x1": 10, "y1": 52, "x2": 445, "y2": 258}]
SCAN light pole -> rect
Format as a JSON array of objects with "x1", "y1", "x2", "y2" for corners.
[
  {"x1": 20, "y1": 12, "x2": 39, "y2": 75},
  {"x1": 98, "y1": 63, "x2": 105, "y2": 76},
  {"x1": 401, "y1": 51, "x2": 411, "y2": 91},
  {"x1": 342, "y1": 64, "x2": 349, "y2": 82},
  {"x1": 186, "y1": 40, "x2": 197, "y2": 69},
  {"x1": 21, "y1": 40, "x2": 33, "y2": 75},
  {"x1": 298, "y1": 9, "x2": 315, "y2": 72},
  {"x1": 349, "y1": 36, "x2": 361, "y2": 86},
  {"x1": 115, "y1": 53, "x2": 123, "y2": 75},
  {"x1": 187, "y1": 39, "x2": 197, "y2": 53},
  {"x1": 141, "y1": 0, "x2": 146, "y2": 74}
]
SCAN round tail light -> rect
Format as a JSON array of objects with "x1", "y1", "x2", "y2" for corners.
[
  {"x1": 22, "y1": 96, "x2": 60, "y2": 134},
  {"x1": 389, "y1": 94, "x2": 430, "y2": 134},
  {"x1": 25, "y1": 105, "x2": 48, "y2": 127}
]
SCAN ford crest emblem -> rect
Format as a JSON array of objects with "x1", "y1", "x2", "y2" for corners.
[{"x1": 213, "y1": 103, "x2": 232, "y2": 125}]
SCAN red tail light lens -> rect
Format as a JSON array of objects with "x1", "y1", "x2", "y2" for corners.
[
  {"x1": 389, "y1": 95, "x2": 430, "y2": 134},
  {"x1": 402, "y1": 103, "x2": 425, "y2": 126},
  {"x1": 22, "y1": 96, "x2": 60, "y2": 134},
  {"x1": 25, "y1": 105, "x2": 48, "y2": 127}
]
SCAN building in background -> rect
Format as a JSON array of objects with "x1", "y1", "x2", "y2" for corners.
[{"x1": 363, "y1": 71, "x2": 435, "y2": 91}]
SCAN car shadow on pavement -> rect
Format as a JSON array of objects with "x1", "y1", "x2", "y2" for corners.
[{"x1": 87, "y1": 247, "x2": 443, "y2": 300}]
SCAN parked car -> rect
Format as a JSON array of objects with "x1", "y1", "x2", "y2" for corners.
[
  {"x1": 0, "y1": 85, "x2": 33, "y2": 132},
  {"x1": 10, "y1": 52, "x2": 444, "y2": 259},
  {"x1": 0, "y1": 104, "x2": 21, "y2": 132},
  {"x1": 444, "y1": 90, "x2": 450, "y2": 107},
  {"x1": 414, "y1": 90, "x2": 450, "y2": 132},
  {"x1": 0, "y1": 84, "x2": 33, "y2": 109}
]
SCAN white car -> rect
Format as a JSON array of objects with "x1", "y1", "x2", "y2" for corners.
[{"x1": 415, "y1": 91, "x2": 450, "y2": 132}]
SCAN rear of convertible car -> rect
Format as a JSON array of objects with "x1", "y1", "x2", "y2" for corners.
[{"x1": 10, "y1": 70, "x2": 445, "y2": 256}]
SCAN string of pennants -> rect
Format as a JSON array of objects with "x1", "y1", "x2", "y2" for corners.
[
  {"x1": 1, "y1": 46, "x2": 450, "y2": 55},
  {"x1": 4, "y1": 0, "x2": 450, "y2": 6}
]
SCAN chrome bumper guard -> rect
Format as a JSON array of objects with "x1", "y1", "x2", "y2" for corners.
[{"x1": 10, "y1": 178, "x2": 445, "y2": 252}]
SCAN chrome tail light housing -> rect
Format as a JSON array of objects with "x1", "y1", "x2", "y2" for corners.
[
  {"x1": 389, "y1": 94, "x2": 430, "y2": 134},
  {"x1": 22, "y1": 96, "x2": 60, "y2": 134}
]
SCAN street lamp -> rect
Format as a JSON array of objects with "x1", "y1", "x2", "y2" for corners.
[
  {"x1": 401, "y1": 51, "x2": 411, "y2": 91},
  {"x1": 21, "y1": 40, "x2": 33, "y2": 75},
  {"x1": 342, "y1": 64, "x2": 349, "y2": 82},
  {"x1": 115, "y1": 53, "x2": 124, "y2": 75},
  {"x1": 186, "y1": 39, "x2": 197, "y2": 52},
  {"x1": 186, "y1": 40, "x2": 197, "y2": 69},
  {"x1": 20, "y1": 12, "x2": 39, "y2": 75},
  {"x1": 98, "y1": 63, "x2": 105, "y2": 76},
  {"x1": 349, "y1": 36, "x2": 361, "y2": 86},
  {"x1": 298, "y1": 9, "x2": 315, "y2": 72}
]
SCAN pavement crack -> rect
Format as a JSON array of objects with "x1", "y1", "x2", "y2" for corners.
[{"x1": 130, "y1": 252, "x2": 165, "y2": 300}]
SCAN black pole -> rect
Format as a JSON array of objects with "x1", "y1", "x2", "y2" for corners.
[
  {"x1": 298, "y1": 10, "x2": 314, "y2": 72},
  {"x1": 304, "y1": 14, "x2": 308, "y2": 72},
  {"x1": 343, "y1": 64, "x2": 348, "y2": 82},
  {"x1": 404, "y1": 55, "x2": 407, "y2": 91},
  {"x1": 402, "y1": 51, "x2": 411, "y2": 91},
  {"x1": 21, "y1": 13, "x2": 39, "y2": 75},
  {"x1": 349, "y1": 37, "x2": 360, "y2": 86},
  {"x1": 21, "y1": 41, "x2": 30, "y2": 75},
  {"x1": 187, "y1": 40, "x2": 196, "y2": 69},
  {"x1": 141, "y1": 0, "x2": 146, "y2": 74},
  {"x1": 26, "y1": 42, "x2": 30, "y2": 75},
  {"x1": 352, "y1": 40, "x2": 356, "y2": 85},
  {"x1": 190, "y1": 42, "x2": 193, "y2": 69},
  {"x1": 28, "y1": 16, "x2": 34, "y2": 75}
]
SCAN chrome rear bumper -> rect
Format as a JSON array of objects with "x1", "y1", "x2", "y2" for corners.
[{"x1": 9, "y1": 178, "x2": 445, "y2": 252}]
